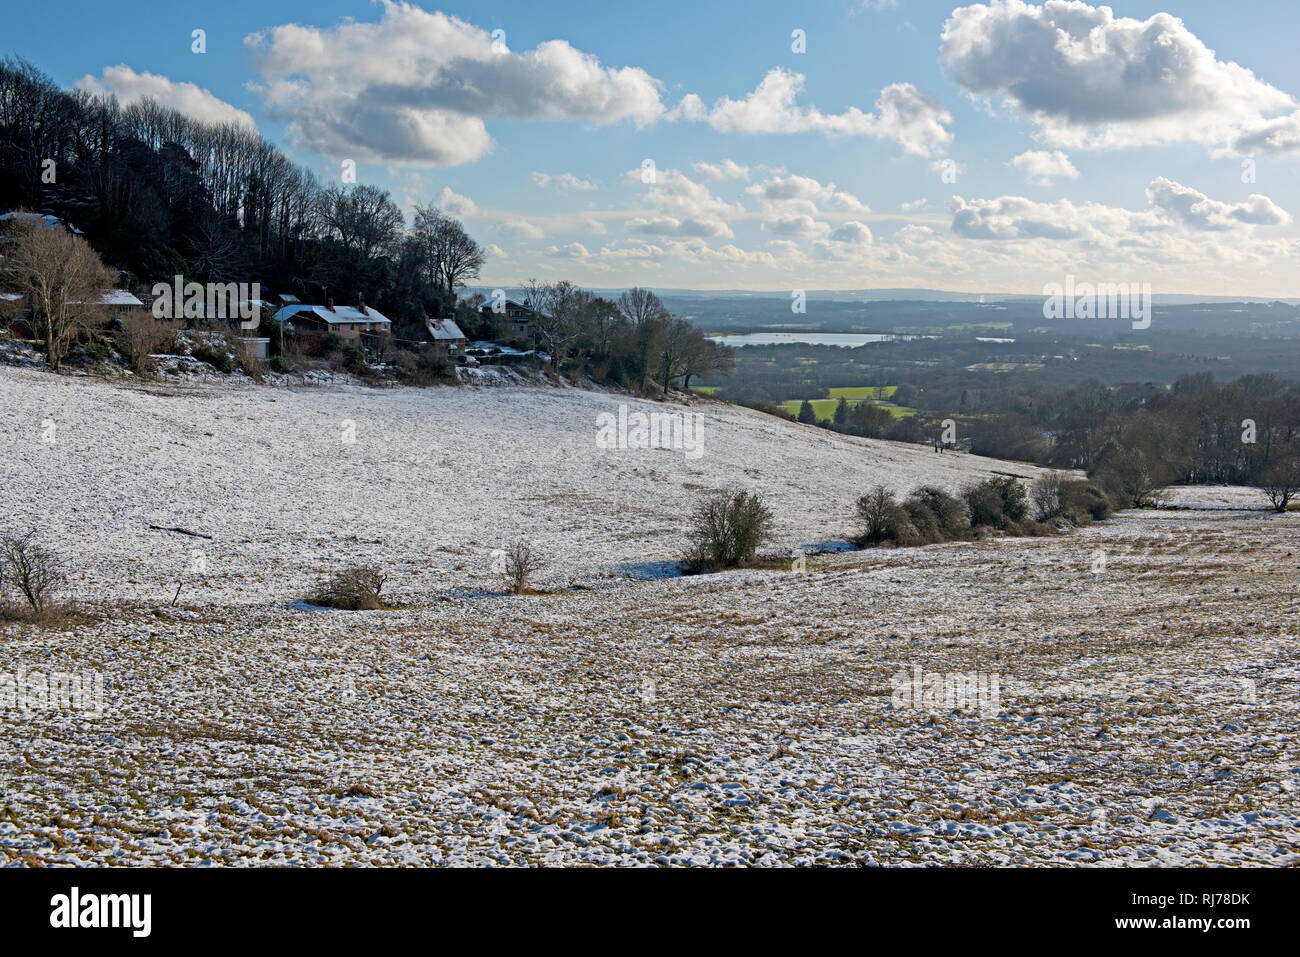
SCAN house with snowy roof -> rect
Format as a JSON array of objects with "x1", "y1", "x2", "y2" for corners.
[
  {"x1": 426, "y1": 315, "x2": 467, "y2": 356},
  {"x1": 272, "y1": 298, "x2": 392, "y2": 343}
]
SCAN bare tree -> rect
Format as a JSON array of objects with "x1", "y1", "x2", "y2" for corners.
[
  {"x1": 854, "y1": 485, "x2": 902, "y2": 544},
  {"x1": 618, "y1": 287, "x2": 668, "y2": 390},
  {"x1": 0, "y1": 530, "x2": 66, "y2": 613},
  {"x1": 501, "y1": 541, "x2": 543, "y2": 595},
  {"x1": 319, "y1": 184, "x2": 402, "y2": 259},
  {"x1": 518, "y1": 277, "x2": 548, "y2": 316},
  {"x1": 656, "y1": 315, "x2": 693, "y2": 393},
  {"x1": 412, "y1": 205, "x2": 485, "y2": 298},
  {"x1": 1259, "y1": 449, "x2": 1300, "y2": 512},
  {"x1": 1031, "y1": 471, "x2": 1066, "y2": 520},
  {"x1": 584, "y1": 296, "x2": 625, "y2": 358},
  {"x1": 680, "y1": 331, "x2": 733, "y2": 390},
  {"x1": 0, "y1": 219, "x2": 113, "y2": 370},
  {"x1": 535, "y1": 280, "x2": 585, "y2": 373}
]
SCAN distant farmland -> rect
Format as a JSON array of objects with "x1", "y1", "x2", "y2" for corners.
[{"x1": 781, "y1": 386, "x2": 913, "y2": 420}]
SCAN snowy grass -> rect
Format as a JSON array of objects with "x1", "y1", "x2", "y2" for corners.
[{"x1": 1, "y1": 367, "x2": 1296, "y2": 866}]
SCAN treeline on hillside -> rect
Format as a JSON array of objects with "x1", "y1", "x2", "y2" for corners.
[
  {"x1": 0, "y1": 57, "x2": 481, "y2": 341},
  {"x1": 965, "y1": 373, "x2": 1300, "y2": 503},
  {"x1": 476, "y1": 283, "x2": 733, "y2": 391},
  {"x1": 0, "y1": 58, "x2": 732, "y2": 392},
  {"x1": 749, "y1": 369, "x2": 1300, "y2": 510}
]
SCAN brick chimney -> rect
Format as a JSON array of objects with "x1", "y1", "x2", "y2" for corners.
[
  {"x1": 358, "y1": 297, "x2": 368, "y2": 316},
  {"x1": 325, "y1": 297, "x2": 335, "y2": 312}
]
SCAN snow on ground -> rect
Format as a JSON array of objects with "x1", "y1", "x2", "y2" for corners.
[
  {"x1": 0, "y1": 366, "x2": 1047, "y2": 604},
  {"x1": 1, "y1": 367, "x2": 1297, "y2": 866}
]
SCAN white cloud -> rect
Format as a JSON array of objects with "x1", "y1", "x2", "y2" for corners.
[
  {"x1": 748, "y1": 174, "x2": 868, "y2": 221},
  {"x1": 484, "y1": 243, "x2": 510, "y2": 260},
  {"x1": 674, "y1": 69, "x2": 952, "y2": 156},
  {"x1": 501, "y1": 219, "x2": 544, "y2": 240},
  {"x1": 950, "y1": 178, "x2": 1289, "y2": 241},
  {"x1": 244, "y1": 1, "x2": 665, "y2": 166},
  {"x1": 1010, "y1": 150, "x2": 1079, "y2": 185},
  {"x1": 543, "y1": 242, "x2": 591, "y2": 259},
  {"x1": 76, "y1": 65, "x2": 257, "y2": 130},
  {"x1": 830, "y1": 221, "x2": 874, "y2": 245},
  {"x1": 436, "y1": 186, "x2": 478, "y2": 217},
  {"x1": 691, "y1": 159, "x2": 750, "y2": 182},
  {"x1": 939, "y1": 0, "x2": 1296, "y2": 154},
  {"x1": 621, "y1": 167, "x2": 742, "y2": 239},
  {"x1": 1231, "y1": 112, "x2": 1300, "y2": 156},
  {"x1": 1145, "y1": 177, "x2": 1290, "y2": 229},
  {"x1": 627, "y1": 215, "x2": 734, "y2": 239},
  {"x1": 760, "y1": 215, "x2": 829, "y2": 238},
  {"x1": 901, "y1": 198, "x2": 929, "y2": 211},
  {"x1": 531, "y1": 171, "x2": 598, "y2": 191}
]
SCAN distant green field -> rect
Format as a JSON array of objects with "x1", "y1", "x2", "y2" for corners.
[
  {"x1": 781, "y1": 391, "x2": 914, "y2": 420},
  {"x1": 782, "y1": 398, "x2": 840, "y2": 419},
  {"x1": 693, "y1": 385, "x2": 721, "y2": 394},
  {"x1": 827, "y1": 386, "x2": 897, "y2": 400}
]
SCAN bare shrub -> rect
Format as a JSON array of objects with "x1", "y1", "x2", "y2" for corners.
[
  {"x1": 233, "y1": 337, "x2": 266, "y2": 381},
  {"x1": 1091, "y1": 442, "x2": 1169, "y2": 508},
  {"x1": 1260, "y1": 451, "x2": 1300, "y2": 512},
  {"x1": 0, "y1": 530, "x2": 67, "y2": 614},
  {"x1": 854, "y1": 485, "x2": 910, "y2": 545},
  {"x1": 685, "y1": 488, "x2": 774, "y2": 572},
  {"x1": 1059, "y1": 479, "x2": 1112, "y2": 524},
  {"x1": 1031, "y1": 471, "x2": 1066, "y2": 520},
  {"x1": 119, "y1": 312, "x2": 180, "y2": 373},
  {"x1": 903, "y1": 486, "x2": 968, "y2": 543},
  {"x1": 501, "y1": 540, "x2": 543, "y2": 594},
  {"x1": 309, "y1": 566, "x2": 387, "y2": 610},
  {"x1": 964, "y1": 477, "x2": 1029, "y2": 531}
]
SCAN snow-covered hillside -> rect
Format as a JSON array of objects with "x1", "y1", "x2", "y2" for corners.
[
  {"x1": 0, "y1": 367, "x2": 1047, "y2": 603},
  {"x1": 2, "y1": 367, "x2": 1296, "y2": 867}
]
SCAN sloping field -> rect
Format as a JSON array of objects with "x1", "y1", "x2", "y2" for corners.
[
  {"x1": 1, "y1": 367, "x2": 1297, "y2": 866},
  {"x1": 0, "y1": 366, "x2": 1039, "y2": 603}
]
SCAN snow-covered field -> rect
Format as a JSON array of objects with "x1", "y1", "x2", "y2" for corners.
[
  {"x1": 1, "y1": 367, "x2": 1297, "y2": 866},
  {"x1": 0, "y1": 365, "x2": 1049, "y2": 603}
]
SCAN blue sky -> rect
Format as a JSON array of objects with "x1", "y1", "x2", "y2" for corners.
[{"x1": 6, "y1": 0, "x2": 1300, "y2": 294}]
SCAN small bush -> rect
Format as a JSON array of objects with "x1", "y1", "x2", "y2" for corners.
[
  {"x1": 270, "y1": 355, "x2": 290, "y2": 373},
  {"x1": 964, "y1": 477, "x2": 1029, "y2": 530},
  {"x1": 1059, "y1": 479, "x2": 1112, "y2": 525},
  {"x1": 500, "y1": 540, "x2": 544, "y2": 594},
  {"x1": 317, "y1": 333, "x2": 345, "y2": 356},
  {"x1": 1031, "y1": 471, "x2": 1066, "y2": 519},
  {"x1": 191, "y1": 343, "x2": 235, "y2": 374},
  {"x1": 341, "y1": 346, "x2": 367, "y2": 373},
  {"x1": 0, "y1": 530, "x2": 67, "y2": 615},
  {"x1": 118, "y1": 313, "x2": 180, "y2": 373},
  {"x1": 854, "y1": 485, "x2": 912, "y2": 545},
  {"x1": 905, "y1": 486, "x2": 968, "y2": 543},
  {"x1": 685, "y1": 488, "x2": 775, "y2": 572},
  {"x1": 309, "y1": 566, "x2": 387, "y2": 610}
]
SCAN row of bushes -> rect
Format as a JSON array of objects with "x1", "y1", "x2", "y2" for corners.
[
  {"x1": 306, "y1": 541, "x2": 546, "y2": 610},
  {"x1": 311, "y1": 473, "x2": 1093, "y2": 604},
  {"x1": 681, "y1": 473, "x2": 1114, "y2": 574},
  {"x1": 1, "y1": 475, "x2": 1114, "y2": 623},
  {"x1": 853, "y1": 473, "x2": 1110, "y2": 547}
]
